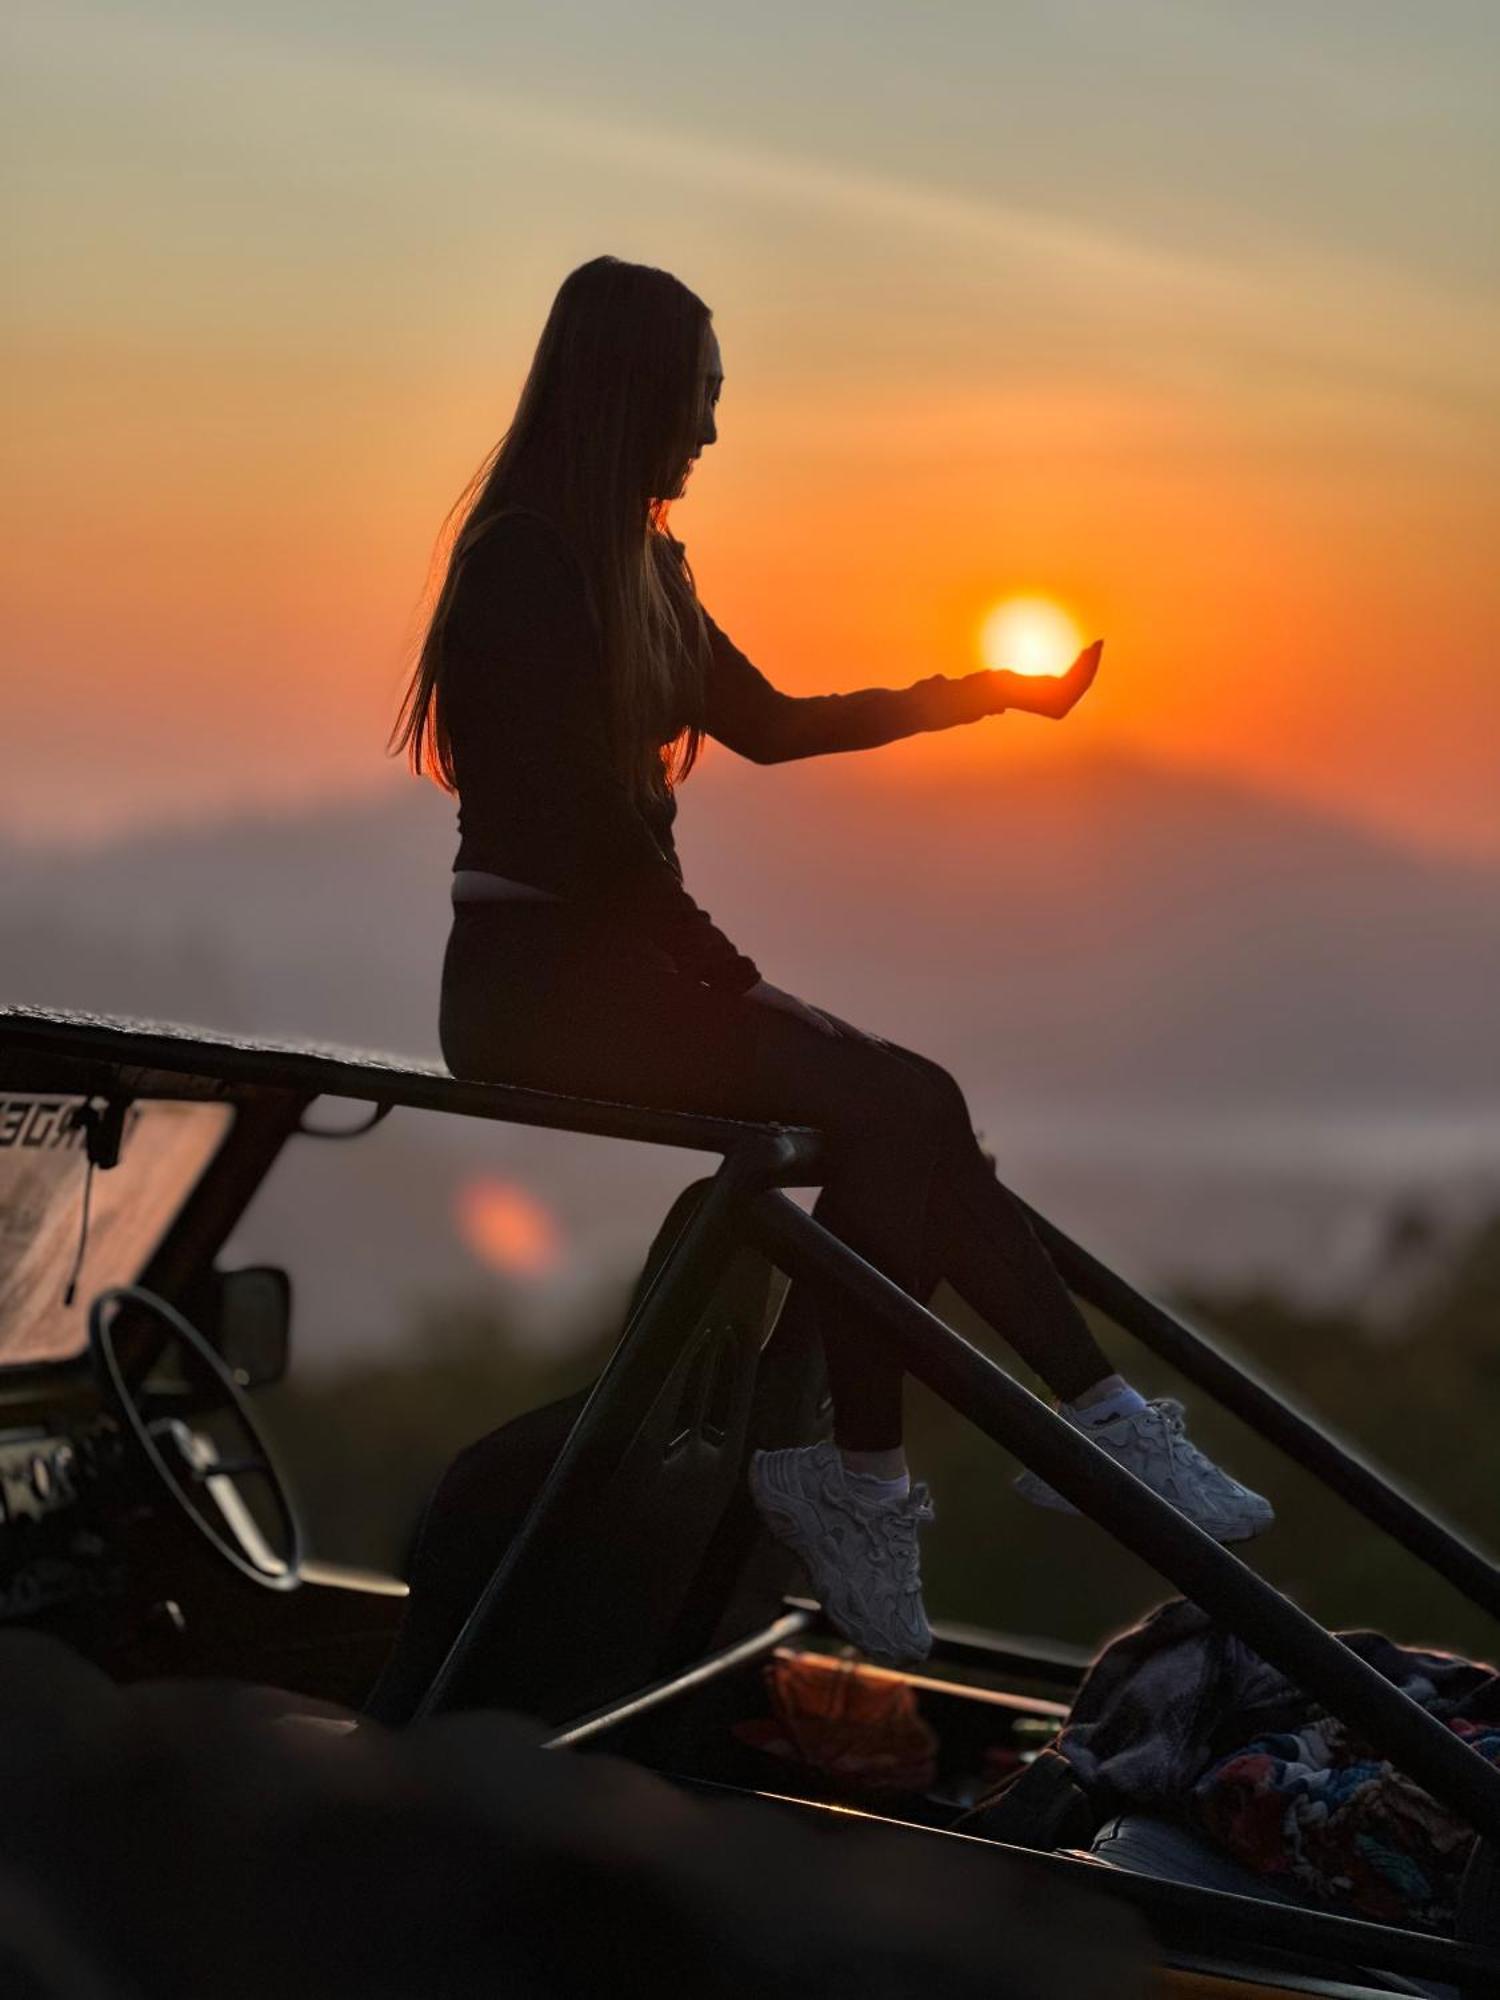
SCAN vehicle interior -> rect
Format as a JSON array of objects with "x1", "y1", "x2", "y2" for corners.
[{"x1": 1, "y1": 1000, "x2": 1496, "y2": 2000}]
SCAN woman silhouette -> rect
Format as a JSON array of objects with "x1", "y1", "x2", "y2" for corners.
[{"x1": 390, "y1": 256, "x2": 1271, "y2": 1666}]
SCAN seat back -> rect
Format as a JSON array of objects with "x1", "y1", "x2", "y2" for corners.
[{"x1": 366, "y1": 1177, "x2": 827, "y2": 1727}]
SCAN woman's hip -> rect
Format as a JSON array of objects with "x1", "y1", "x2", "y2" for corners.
[
  {"x1": 438, "y1": 902, "x2": 974, "y2": 1151},
  {"x1": 438, "y1": 901, "x2": 762, "y2": 1112}
]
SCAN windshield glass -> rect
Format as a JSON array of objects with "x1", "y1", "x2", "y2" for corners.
[{"x1": 0, "y1": 1094, "x2": 235, "y2": 1368}]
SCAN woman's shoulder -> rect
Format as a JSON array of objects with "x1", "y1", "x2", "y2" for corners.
[
  {"x1": 457, "y1": 504, "x2": 579, "y2": 581},
  {"x1": 447, "y1": 506, "x2": 600, "y2": 657},
  {"x1": 455, "y1": 507, "x2": 596, "y2": 613}
]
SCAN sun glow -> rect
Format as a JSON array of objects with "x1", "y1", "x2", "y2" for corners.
[{"x1": 979, "y1": 597, "x2": 1084, "y2": 678}]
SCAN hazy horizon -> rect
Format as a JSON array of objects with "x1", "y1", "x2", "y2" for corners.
[
  {"x1": 7, "y1": 743, "x2": 1497, "y2": 1354},
  {"x1": 9, "y1": 732, "x2": 1500, "y2": 876}
]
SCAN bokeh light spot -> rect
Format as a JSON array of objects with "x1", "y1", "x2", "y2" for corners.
[{"x1": 454, "y1": 1173, "x2": 562, "y2": 1279}]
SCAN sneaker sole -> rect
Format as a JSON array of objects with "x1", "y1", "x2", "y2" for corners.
[
  {"x1": 749, "y1": 1453, "x2": 934, "y2": 1666},
  {"x1": 1016, "y1": 1474, "x2": 1275, "y2": 1544}
]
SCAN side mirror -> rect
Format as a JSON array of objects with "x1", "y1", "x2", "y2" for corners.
[{"x1": 210, "y1": 1266, "x2": 292, "y2": 1389}]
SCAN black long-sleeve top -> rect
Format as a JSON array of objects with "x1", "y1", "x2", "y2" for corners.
[{"x1": 442, "y1": 506, "x2": 1011, "y2": 993}]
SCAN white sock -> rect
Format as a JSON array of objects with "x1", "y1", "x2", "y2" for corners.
[
  {"x1": 1065, "y1": 1379, "x2": 1148, "y2": 1428},
  {"x1": 844, "y1": 1468, "x2": 912, "y2": 1505}
]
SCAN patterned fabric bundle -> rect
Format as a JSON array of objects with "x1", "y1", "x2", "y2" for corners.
[
  {"x1": 1051, "y1": 1596, "x2": 1500, "y2": 1932},
  {"x1": 1192, "y1": 1710, "x2": 1500, "y2": 1931}
]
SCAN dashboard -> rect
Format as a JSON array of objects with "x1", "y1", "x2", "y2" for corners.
[{"x1": 0, "y1": 1409, "x2": 129, "y2": 1624}]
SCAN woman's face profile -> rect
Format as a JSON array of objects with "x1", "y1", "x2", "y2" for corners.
[{"x1": 667, "y1": 323, "x2": 722, "y2": 500}]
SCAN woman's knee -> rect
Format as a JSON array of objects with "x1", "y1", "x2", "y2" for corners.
[
  {"x1": 750, "y1": 1009, "x2": 977, "y2": 1156},
  {"x1": 864, "y1": 1044, "x2": 975, "y2": 1152}
]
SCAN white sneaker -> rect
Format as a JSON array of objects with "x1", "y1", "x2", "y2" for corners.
[
  {"x1": 1014, "y1": 1396, "x2": 1274, "y2": 1544},
  {"x1": 749, "y1": 1441, "x2": 936, "y2": 1667}
]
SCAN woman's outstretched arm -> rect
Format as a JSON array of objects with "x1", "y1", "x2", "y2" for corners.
[{"x1": 700, "y1": 605, "x2": 1101, "y2": 763}]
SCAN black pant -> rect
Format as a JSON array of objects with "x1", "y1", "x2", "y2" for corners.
[{"x1": 439, "y1": 900, "x2": 1110, "y2": 1449}]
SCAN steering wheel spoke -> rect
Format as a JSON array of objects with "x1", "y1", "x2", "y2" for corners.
[
  {"x1": 88, "y1": 1285, "x2": 304, "y2": 1592},
  {"x1": 191, "y1": 1456, "x2": 270, "y2": 1481}
]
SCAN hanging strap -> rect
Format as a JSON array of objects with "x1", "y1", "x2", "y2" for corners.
[{"x1": 60, "y1": 1095, "x2": 131, "y2": 1308}]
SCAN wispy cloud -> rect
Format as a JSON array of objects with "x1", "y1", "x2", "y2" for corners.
[{"x1": 13, "y1": 0, "x2": 1497, "y2": 411}]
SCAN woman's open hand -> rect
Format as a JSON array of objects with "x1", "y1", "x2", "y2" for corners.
[{"x1": 998, "y1": 640, "x2": 1103, "y2": 721}]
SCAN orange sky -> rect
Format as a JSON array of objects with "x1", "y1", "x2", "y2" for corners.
[{"x1": 6, "y1": 4, "x2": 1498, "y2": 859}]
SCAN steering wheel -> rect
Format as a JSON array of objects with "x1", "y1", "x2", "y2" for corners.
[{"x1": 89, "y1": 1283, "x2": 304, "y2": 1591}]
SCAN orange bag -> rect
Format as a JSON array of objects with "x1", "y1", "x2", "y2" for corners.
[{"x1": 732, "y1": 1648, "x2": 940, "y2": 1795}]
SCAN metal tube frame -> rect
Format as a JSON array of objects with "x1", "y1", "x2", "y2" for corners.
[
  {"x1": 411, "y1": 1116, "x2": 1500, "y2": 1985},
  {"x1": 10, "y1": 1009, "x2": 1496, "y2": 1981},
  {"x1": 744, "y1": 1190, "x2": 1500, "y2": 1850},
  {"x1": 414, "y1": 1129, "x2": 820, "y2": 1720},
  {"x1": 545, "y1": 1610, "x2": 814, "y2": 1750},
  {"x1": 1020, "y1": 1201, "x2": 1500, "y2": 1623}
]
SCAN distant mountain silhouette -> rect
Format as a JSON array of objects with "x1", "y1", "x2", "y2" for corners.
[
  {"x1": 4, "y1": 748, "x2": 1495, "y2": 1112},
  {"x1": 5, "y1": 752, "x2": 1496, "y2": 1354}
]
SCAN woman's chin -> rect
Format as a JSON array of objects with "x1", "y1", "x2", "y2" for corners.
[{"x1": 654, "y1": 462, "x2": 695, "y2": 504}]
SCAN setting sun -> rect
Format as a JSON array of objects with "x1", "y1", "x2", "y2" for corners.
[{"x1": 980, "y1": 598, "x2": 1084, "y2": 678}]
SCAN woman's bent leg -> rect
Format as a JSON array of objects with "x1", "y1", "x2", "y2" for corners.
[
  {"x1": 791, "y1": 1020, "x2": 1115, "y2": 1408},
  {"x1": 922, "y1": 1148, "x2": 1113, "y2": 1402},
  {"x1": 843, "y1": 1032, "x2": 1274, "y2": 1543},
  {"x1": 440, "y1": 905, "x2": 947, "y2": 1453},
  {"x1": 739, "y1": 1006, "x2": 977, "y2": 1450},
  {"x1": 445, "y1": 903, "x2": 1104, "y2": 1443}
]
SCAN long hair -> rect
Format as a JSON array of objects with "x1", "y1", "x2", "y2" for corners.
[{"x1": 387, "y1": 256, "x2": 716, "y2": 821}]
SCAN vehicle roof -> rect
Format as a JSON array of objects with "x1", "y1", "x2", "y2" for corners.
[{"x1": 0, "y1": 1004, "x2": 820, "y2": 1155}]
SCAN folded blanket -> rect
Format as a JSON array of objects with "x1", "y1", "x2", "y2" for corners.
[{"x1": 1053, "y1": 1597, "x2": 1500, "y2": 1930}]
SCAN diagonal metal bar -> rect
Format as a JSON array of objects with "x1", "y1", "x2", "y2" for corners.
[
  {"x1": 414, "y1": 1131, "x2": 818, "y2": 1719},
  {"x1": 746, "y1": 1189, "x2": 1500, "y2": 1848},
  {"x1": 545, "y1": 1611, "x2": 814, "y2": 1749},
  {"x1": 1022, "y1": 1201, "x2": 1500, "y2": 1625}
]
